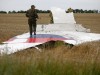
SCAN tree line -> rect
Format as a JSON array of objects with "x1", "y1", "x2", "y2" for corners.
[
  {"x1": 0, "y1": 8, "x2": 99, "y2": 14},
  {"x1": 0, "y1": 9, "x2": 50, "y2": 14},
  {"x1": 73, "y1": 9, "x2": 98, "y2": 13},
  {"x1": 67, "y1": 8, "x2": 99, "y2": 13}
]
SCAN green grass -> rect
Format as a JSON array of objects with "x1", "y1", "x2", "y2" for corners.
[
  {"x1": 0, "y1": 55, "x2": 100, "y2": 75},
  {"x1": 0, "y1": 41, "x2": 100, "y2": 75}
]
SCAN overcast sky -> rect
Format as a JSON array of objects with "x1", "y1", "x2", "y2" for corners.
[{"x1": 0, "y1": 0, "x2": 100, "y2": 11}]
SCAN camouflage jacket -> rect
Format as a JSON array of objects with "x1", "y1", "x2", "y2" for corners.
[{"x1": 26, "y1": 9, "x2": 38, "y2": 20}]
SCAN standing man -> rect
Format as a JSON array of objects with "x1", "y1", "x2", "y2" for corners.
[{"x1": 26, "y1": 5, "x2": 38, "y2": 37}]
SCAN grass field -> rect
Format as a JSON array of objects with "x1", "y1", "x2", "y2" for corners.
[
  {"x1": 74, "y1": 13, "x2": 100, "y2": 33},
  {"x1": 0, "y1": 13, "x2": 100, "y2": 75}
]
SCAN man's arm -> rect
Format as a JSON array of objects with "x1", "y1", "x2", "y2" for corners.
[
  {"x1": 34, "y1": 10, "x2": 39, "y2": 19},
  {"x1": 26, "y1": 10, "x2": 29, "y2": 17}
]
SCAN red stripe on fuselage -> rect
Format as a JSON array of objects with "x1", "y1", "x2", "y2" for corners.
[{"x1": 26, "y1": 38, "x2": 67, "y2": 43}]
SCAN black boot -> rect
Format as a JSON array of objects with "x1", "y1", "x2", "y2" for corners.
[{"x1": 34, "y1": 32, "x2": 36, "y2": 35}]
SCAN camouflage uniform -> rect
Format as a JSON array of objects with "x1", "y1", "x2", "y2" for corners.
[{"x1": 26, "y1": 6, "x2": 38, "y2": 36}]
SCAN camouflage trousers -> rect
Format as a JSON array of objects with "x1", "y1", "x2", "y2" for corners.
[{"x1": 28, "y1": 19, "x2": 37, "y2": 36}]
